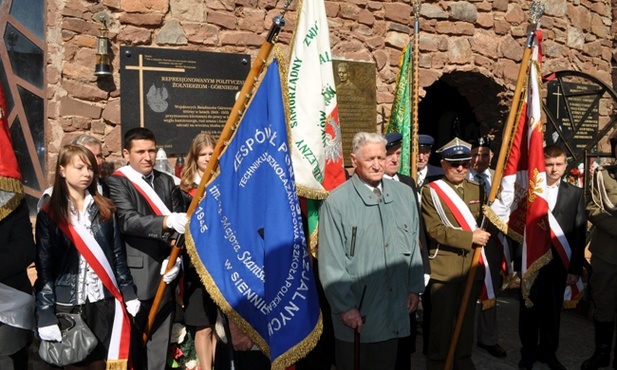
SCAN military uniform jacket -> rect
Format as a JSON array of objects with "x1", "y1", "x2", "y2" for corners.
[
  {"x1": 588, "y1": 166, "x2": 617, "y2": 266},
  {"x1": 318, "y1": 174, "x2": 425, "y2": 343},
  {"x1": 421, "y1": 178, "x2": 483, "y2": 282}
]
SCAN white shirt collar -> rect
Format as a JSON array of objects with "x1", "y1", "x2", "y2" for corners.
[{"x1": 383, "y1": 173, "x2": 399, "y2": 182}]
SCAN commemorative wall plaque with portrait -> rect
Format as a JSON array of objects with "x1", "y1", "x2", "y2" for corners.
[
  {"x1": 120, "y1": 46, "x2": 250, "y2": 154},
  {"x1": 333, "y1": 59, "x2": 377, "y2": 166}
]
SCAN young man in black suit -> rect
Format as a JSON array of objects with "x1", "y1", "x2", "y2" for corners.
[
  {"x1": 107, "y1": 127, "x2": 185, "y2": 370},
  {"x1": 517, "y1": 145, "x2": 586, "y2": 370}
]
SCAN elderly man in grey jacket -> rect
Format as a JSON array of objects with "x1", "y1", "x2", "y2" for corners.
[{"x1": 318, "y1": 131, "x2": 425, "y2": 370}]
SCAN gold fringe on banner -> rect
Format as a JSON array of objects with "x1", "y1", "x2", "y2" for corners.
[
  {"x1": 521, "y1": 250, "x2": 552, "y2": 308},
  {"x1": 0, "y1": 177, "x2": 24, "y2": 221},
  {"x1": 308, "y1": 226, "x2": 319, "y2": 258},
  {"x1": 482, "y1": 205, "x2": 523, "y2": 244},
  {"x1": 186, "y1": 226, "x2": 325, "y2": 370}
]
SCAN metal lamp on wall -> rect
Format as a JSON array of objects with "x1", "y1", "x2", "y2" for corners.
[{"x1": 94, "y1": 17, "x2": 111, "y2": 77}]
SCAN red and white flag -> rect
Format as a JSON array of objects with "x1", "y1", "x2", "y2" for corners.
[{"x1": 488, "y1": 30, "x2": 552, "y2": 307}]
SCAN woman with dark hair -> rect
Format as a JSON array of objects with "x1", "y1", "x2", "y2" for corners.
[
  {"x1": 35, "y1": 144, "x2": 140, "y2": 370},
  {"x1": 180, "y1": 133, "x2": 218, "y2": 369}
]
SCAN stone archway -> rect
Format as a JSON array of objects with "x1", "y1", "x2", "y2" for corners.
[{"x1": 419, "y1": 71, "x2": 510, "y2": 162}]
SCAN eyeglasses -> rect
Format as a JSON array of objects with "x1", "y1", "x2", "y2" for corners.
[{"x1": 448, "y1": 161, "x2": 471, "y2": 168}]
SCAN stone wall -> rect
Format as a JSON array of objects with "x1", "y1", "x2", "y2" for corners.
[{"x1": 46, "y1": 0, "x2": 616, "y2": 173}]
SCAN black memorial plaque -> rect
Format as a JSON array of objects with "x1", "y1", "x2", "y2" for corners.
[
  {"x1": 120, "y1": 47, "x2": 250, "y2": 154},
  {"x1": 333, "y1": 60, "x2": 377, "y2": 166},
  {"x1": 546, "y1": 80, "x2": 599, "y2": 152}
]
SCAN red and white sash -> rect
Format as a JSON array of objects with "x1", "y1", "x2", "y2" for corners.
[
  {"x1": 548, "y1": 212, "x2": 583, "y2": 307},
  {"x1": 428, "y1": 180, "x2": 495, "y2": 308},
  {"x1": 113, "y1": 166, "x2": 170, "y2": 216},
  {"x1": 56, "y1": 213, "x2": 132, "y2": 369}
]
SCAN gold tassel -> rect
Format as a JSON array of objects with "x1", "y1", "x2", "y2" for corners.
[
  {"x1": 563, "y1": 289, "x2": 584, "y2": 309},
  {"x1": 481, "y1": 297, "x2": 496, "y2": 311},
  {"x1": 105, "y1": 359, "x2": 128, "y2": 370}
]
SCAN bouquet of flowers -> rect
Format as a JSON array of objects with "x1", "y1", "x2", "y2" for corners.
[{"x1": 167, "y1": 323, "x2": 200, "y2": 370}]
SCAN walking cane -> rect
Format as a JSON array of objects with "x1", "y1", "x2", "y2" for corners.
[{"x1": 354, "y1": 286, "x2": 367, "y2": 370}]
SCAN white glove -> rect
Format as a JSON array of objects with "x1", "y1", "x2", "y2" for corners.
[
  {"x1": 160, "y1": 256, "x2": 183, "y2": 284},
  {"x1": 125, "y1": 299, "x2": 141, "y2": 317},
  {"x1": 166, "y1": 212, "x2": 187, "y2": 234},
  {"x1": 38, "y1": 324, "x2": 62, "y2": 342},
  {"x1": 424, "y1": 273, "x2": 431, "y2": 287}
]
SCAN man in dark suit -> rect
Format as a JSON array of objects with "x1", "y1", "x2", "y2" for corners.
[
  {"x1": 383, "y1": 133, "x2": 431, "y2": 369},
  {"x1": 107, "y1": 127, "x2": 185, "y2": 370},
  {"x1": 417, "y1": 134, "x2": 444, "y2": 188},
  {"x1": 517, "y1": 144, "x2": 585, "y2": 370}
]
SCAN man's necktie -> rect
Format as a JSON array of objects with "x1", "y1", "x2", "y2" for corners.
[
  {"x1": 373, "y1": 187, "x2": 382, "y2": 198},
  {"x1": 417, "y1": 172, "x2": 425, "y2": 187},
  {"x1": 476, "y1": 174, "x2": 486, "y2": 190},
  {"x1": 142, "y1": 174, "x2": 154, "y2": 188}
]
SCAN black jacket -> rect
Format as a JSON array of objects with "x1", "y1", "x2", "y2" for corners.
[
  {"x1": 0, "y1": 200, "x2": 35, "y2": 294},
  {"x1": 398, "y1": 173, "x2": 431, "y2": 276},
  {"x1": 34, "y1": 202, "x2": 137, "y2": 327},
  {"x1": 106, "y1": 169, "x2": 183, "y2": 300}
]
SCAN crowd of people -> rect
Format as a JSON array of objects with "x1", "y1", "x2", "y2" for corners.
[{"x1": 1, "y1": 125, "x2": 615, "y2": 370}]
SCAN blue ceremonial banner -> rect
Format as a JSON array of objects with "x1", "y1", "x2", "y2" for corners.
[{"x1": 186, "y1": 58, "x2": 322, "y2": 369}]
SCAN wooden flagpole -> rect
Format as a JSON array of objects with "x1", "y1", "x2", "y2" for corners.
[
  {"x1": 410, "y1": 0, "x2": 421, "y2": 181},
  {"x1": 443, "y1": 3, "x2": 544, "y2": 369},
  {"x1": 142, "y1": 14, "x2": 286, "y2": 345}
]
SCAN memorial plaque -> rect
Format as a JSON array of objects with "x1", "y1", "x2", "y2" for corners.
[
  {"x1": 546, "y1": 80, "x2": 599, "y2": 151},
  {"x1": 120, "y1": 47, "x2": 250, "y2": 154},
  {"x1": 333, "y1": 60, "x2": 376, "y2": 166}
]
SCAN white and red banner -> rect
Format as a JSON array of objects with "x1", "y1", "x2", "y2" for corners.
[
  {"x1": 287, "y1": 0, "x2": 346, "y2": 198},
  {"x1": 487, "y1": 30, "x2": 553, "y2": 307}
]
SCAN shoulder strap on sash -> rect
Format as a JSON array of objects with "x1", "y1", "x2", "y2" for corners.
[{"x1": 113, "y1": 166, "x2": 171, "y2": 216}]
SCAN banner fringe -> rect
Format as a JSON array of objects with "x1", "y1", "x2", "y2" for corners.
[
  {"x1": 521, "y1": 250, "x2": 552, "y2": 308},
  {"x1": 0, "y1": 177, "x2": 23, "y2": 221},
  {"x1": 482, "y1": 205, "x2": 523, "y2": 243}
]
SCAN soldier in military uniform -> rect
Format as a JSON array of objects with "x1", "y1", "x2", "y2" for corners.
[
  {"x1": 421, "y1": 137, "x2": 491, "y2": 370},
  {"x1": 582, "y1": 132, "x2": 617, "y2": 370}
]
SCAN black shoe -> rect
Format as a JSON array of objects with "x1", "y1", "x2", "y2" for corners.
[
  {"x1": 477, "y1": 342, "x2": 507, "y2": 358},
  {"x1": 539, "y1": 355, "x2": 568, "y2": 370},
  {"x1": 518, "y1": 358, "x2": 534, "y2": 370}
]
